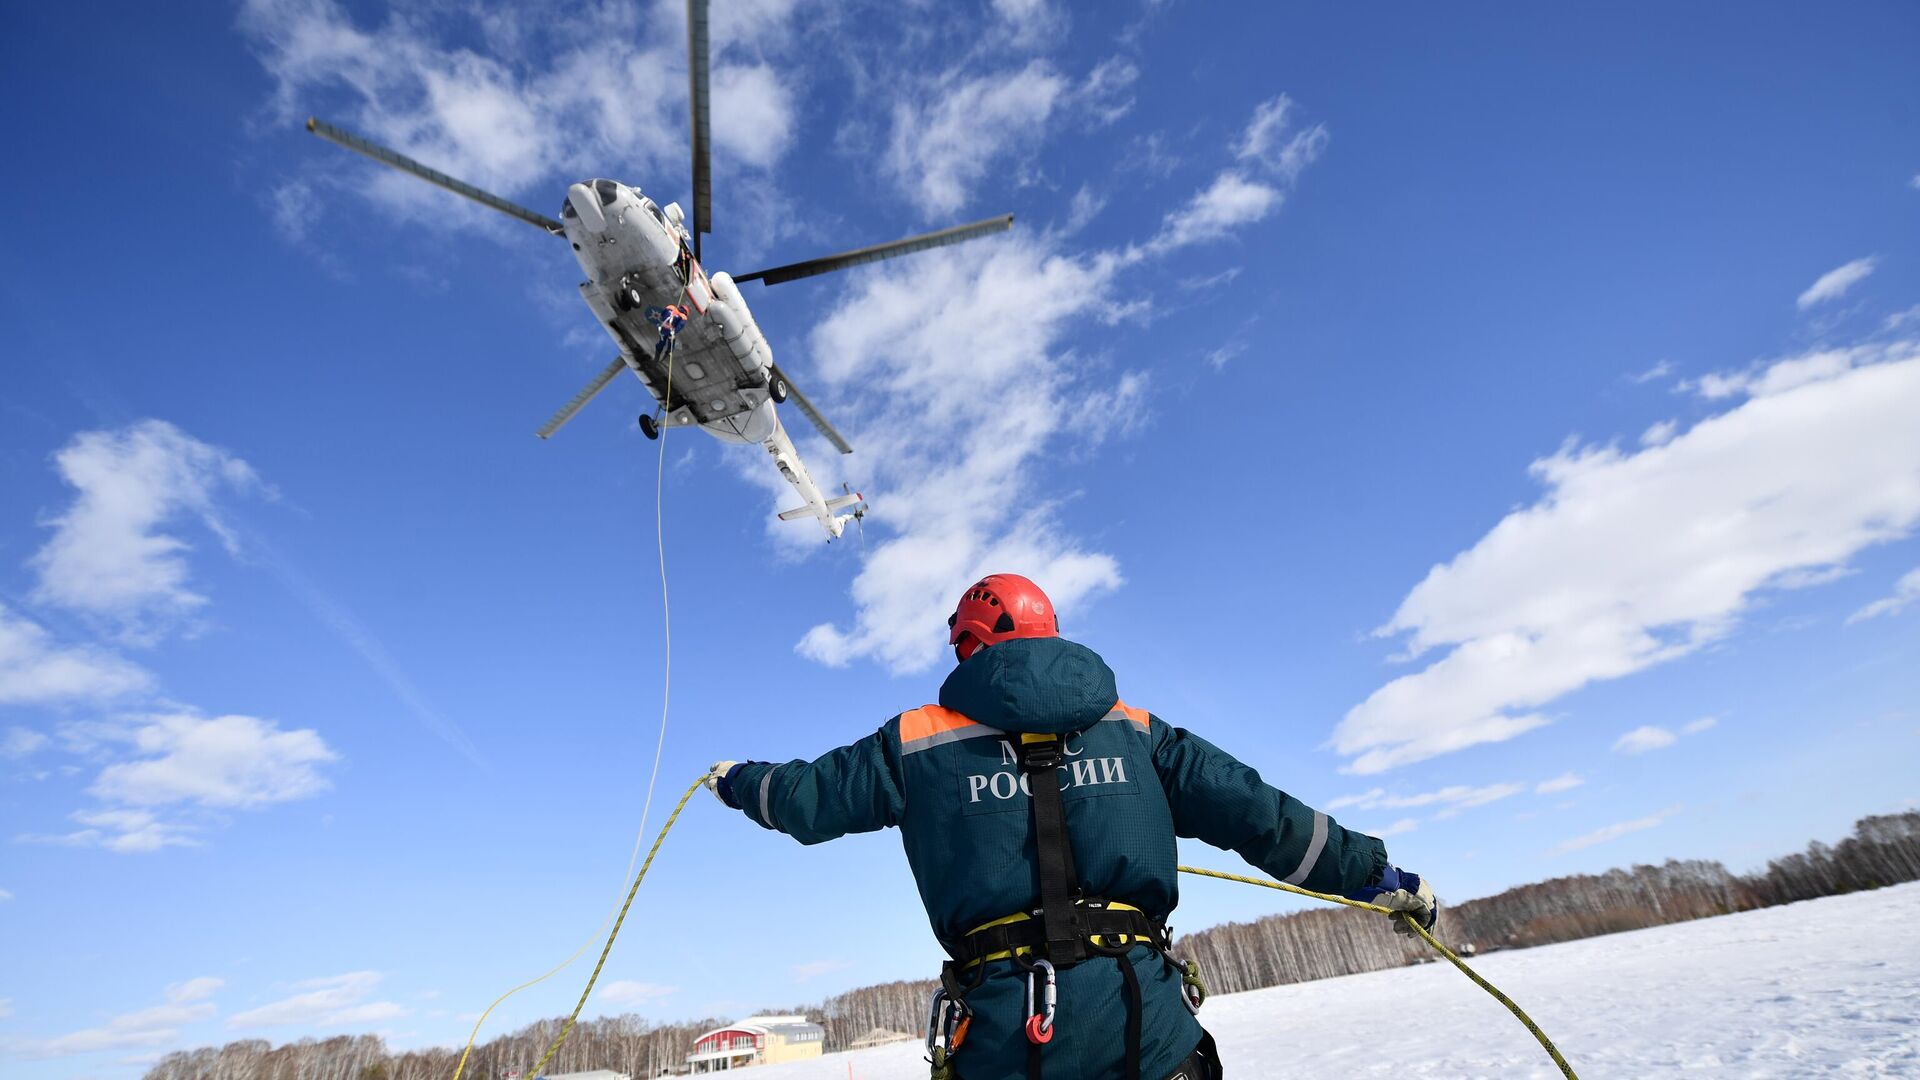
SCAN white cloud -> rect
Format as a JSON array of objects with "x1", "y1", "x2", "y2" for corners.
[
  {"x1": 11, "y1": 992, "x2": 215, "y2": 1058},
  {"x1": 1682, "y1": 715, "x2": 1719, "y2": 735},
  {"x1": 1535, "y1": 773, "x2": 1584, "y2": 795},
  {"x1": 1639, "y1": 419, "x2": 1678, "y2": 447},
  {"x1": 793, "y1": 234, "x2": 1131, "y2": 673},
  {"x1": 1552, "y1": 806, "x2": 1681, "y2": 855},
  {"x1": 30, "y1": 421, "x2": 262, "y2": 644},
  {"x1": 19, "y1": 808, "x2": 202, "y2": 853},
  {"x1": 599, "y1": 981, "x2": 677, "y2": 1006},
  {"x1": 1203, "y1": 342, "x2": 1246, "y2": 370},
  {"x1": 1628, "y1": 360, "x2": 1674, "y2": 384},
  {"x1": 0, "y1": 888, "x2": 12, "y2": 902},
  {"x1": 1137, "y1": 95, "x2": 1326, "y2": 258},
  {"x1": 1234, "y1": 94, "x2": 1328, "y2": 184},
  {"x1": 1687, "y1": 344, "x2": 1896, "y2": 400},
  {"x1": 0, "y1": 604, "x2": 153, "y2": 705},
  {"x1": 884, "y1": 61, "x2": 1069, "y2": 217},
  {"x1": 1847, "y1": 566, "x2": 1920, "y2": 624},
  {"x1": 1366, "y1": 818, "x2": 1419, "y2": 838},
  {"x1": 1613, "y1": 725, "x2": 1678, "y2": 754},
  {"x1": 1797, "y1": 256, "x2": 1878, "y2": 310},
  {"x1": 1141, "y1": 172, "x2": 1283, "y2": 255},
  {"x1": 1335, "y1": 340, "x2": 1920, "y2": 773},
  {"x1": 167, "y1": 977, "x2": 225, "y2": 1004},
  {"x1": 991, "y1": 0, "x2": 1065, "y2": 38},
  {"x1": 880, "y1": 55, "x2": 1135, "y2": 217},
  {"x1": 711, "y1": 62, "x2": 795, "y2": 170},
  {"x1": 1326, "y1": 782, "x2": 1525, "y2": 812},
  {"x1": 228, "y1": 972, "x2": 406, "y2": 1030},
  {"x1": 89, "y1": 713, "x2": 337, "y2": 809},
  {"x1": 3, "y1": 725, "x2": 50, "y2": 758},
  {"x1": 240, "y1": 0, "x2": 802, "y2": 232}
]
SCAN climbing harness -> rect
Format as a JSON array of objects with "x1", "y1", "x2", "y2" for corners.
[
  {"x1": 1176, "y1": 865, "x2": 1580, "y2": 1080},
  {"x1": 929, "y1": 731, "x2": 1194, "y2": 1080},
  {"x1": 448, "y1": 347, "x2": 686, "y2": 1080}
]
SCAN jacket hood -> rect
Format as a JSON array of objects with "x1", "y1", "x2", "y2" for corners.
[{"x1": 937, "y1": 636, "x2": 1117, "y2": 735}]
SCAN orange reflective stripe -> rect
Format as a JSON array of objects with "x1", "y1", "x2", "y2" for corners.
[
  {"x1": 1114, "y1": 701, "x2": 1151, "y2": 731},
  {"x1": 899, "y1": 704, "x2": 978, "y2": 744}
]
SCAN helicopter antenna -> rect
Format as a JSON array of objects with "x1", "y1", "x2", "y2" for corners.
[{"x1": 687, "y1": 0, "x2": 713, "y2": 263}]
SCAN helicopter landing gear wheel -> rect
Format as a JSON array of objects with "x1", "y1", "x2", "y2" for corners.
[
  {"x1": 768, "y1": 373, "x2": 789, "y2": 404},
  {"x1": 638, "y1": 413, "x2": 660, "y2": 440},
  {"x1": 613, "y1": 276, "x2": 645, "y2": 312}
]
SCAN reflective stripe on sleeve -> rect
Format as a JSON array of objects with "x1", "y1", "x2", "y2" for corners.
[
  {"x1": 1281, "y1": 811, "x2": 1329, "y2": 886},
  {"x1": 759, "y1": 771, "x2": 776, "y2": 830}
]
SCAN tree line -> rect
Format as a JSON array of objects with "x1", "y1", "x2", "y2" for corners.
[{"x1": 144, "y1": 811, "x2": 1920, "y2": 1079}]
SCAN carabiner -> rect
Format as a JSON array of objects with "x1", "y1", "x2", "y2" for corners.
[
  {"x1": 925, "y1": 988, "x2": 970, "y2": 1056},
  {"x1": 1177, "y1": 958, "x2": 1207, "y2": 1015},
  {"x1": 1023, "y1": 958, "x2": 1057, "y2": 1045}
]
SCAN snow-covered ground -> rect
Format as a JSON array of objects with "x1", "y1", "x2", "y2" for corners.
[{"x1": 746, "y1": 881, "x2": 1920, "y2": 1078}]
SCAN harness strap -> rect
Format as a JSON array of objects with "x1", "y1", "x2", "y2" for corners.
[
  {"x1": 1018, "y1": 733, "x2": 1088, "y2": 965},
  {"x1": 1117, "y1": 952, "x2": 1143, "y2": 1080},
  {"x1": 950, "y1": 904, "x2": 1167, "y2": 967}
]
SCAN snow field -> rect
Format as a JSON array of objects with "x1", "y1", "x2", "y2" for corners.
[{"x1": 747, "y1": 881, "x2": 1920, "y2": 1078}]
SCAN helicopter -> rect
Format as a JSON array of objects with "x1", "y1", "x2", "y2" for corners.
[{"x1": 305, "y1": 0, "x2": 1014, "y2": 539}]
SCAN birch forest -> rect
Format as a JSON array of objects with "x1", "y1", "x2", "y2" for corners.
[{"x1": 144, "y1": 811, "x2": 1920, "y2": 1079}]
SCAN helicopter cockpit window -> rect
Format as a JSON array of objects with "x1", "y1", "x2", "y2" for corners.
[{"x1": 594, "y1": 178, "x2": 620, "y2": 206}]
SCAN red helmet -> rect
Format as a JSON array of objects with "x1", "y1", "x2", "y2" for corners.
[{"x1": 948, "y1": 573, "x2": 1059, "y2": 662}]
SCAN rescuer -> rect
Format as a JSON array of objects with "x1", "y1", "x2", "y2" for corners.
[{"x1": 707, "y1": 574, "x2": 1438, "y2": 1080}]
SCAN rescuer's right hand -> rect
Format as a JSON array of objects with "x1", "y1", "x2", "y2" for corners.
[{"x1": 705, "y1": 760, "x2": 742, "y2": 808}]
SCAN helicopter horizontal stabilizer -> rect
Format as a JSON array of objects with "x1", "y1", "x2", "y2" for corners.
[
  {"x1": 777, "y1": 491, "x2": 863, "y2": 521},
  {"x1": 536, "y1": 357, "x2": 629, "y2": 439}
]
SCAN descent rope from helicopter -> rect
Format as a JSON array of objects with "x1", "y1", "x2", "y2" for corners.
[
  {"x1": 448, "y1": 355, "x2": 686, "y2": 1080},
  {"x1": 1175, "y1": 865, "x2": 1580, "y2": 1080}
]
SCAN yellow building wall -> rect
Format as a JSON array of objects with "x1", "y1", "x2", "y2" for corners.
[{"x1": 761, "y1": 1036, "x2": 823, "y2": 1065}]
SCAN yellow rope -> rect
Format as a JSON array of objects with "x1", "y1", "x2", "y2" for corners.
[
  {"x1": 449, "y1": 344, "x2": 684, "y2": 1080},
  {"x1": 1177, "y1": 865, "x2": 1578, "y2": 1079},
  {"x1": 520, "y1": 773, "x2": 711, "y2": 1079}
]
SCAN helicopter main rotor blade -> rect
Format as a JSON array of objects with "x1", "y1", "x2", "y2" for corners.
[
  {"x1": 686, "y1": 0, "x2": 713, "y2": 262},
  {"x1": 773, "y1": 364, "x2": 853, "y2": 454},
  {"x1": 734, "y1": 214, "x2": 1015, "y2": 286},
  {"x1": 536, "y1": 357, "x2": 629, "y2": 439},
  {"x1": 306, "y1": 118, "x2": 564, "y2": 236}
]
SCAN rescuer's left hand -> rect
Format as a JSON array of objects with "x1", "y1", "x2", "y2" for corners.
[
  {"x1": 1349, "y1": 866, "x2": 1438, "y2": 936},
  {"x1": 705, "y1": 760, "x2": 742, "y2": 808}
]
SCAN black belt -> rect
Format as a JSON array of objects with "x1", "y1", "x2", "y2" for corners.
[{"x1": 949, "y1": 902, "x2": 1170, "y2": 970}]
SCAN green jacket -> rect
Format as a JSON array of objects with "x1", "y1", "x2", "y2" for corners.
[{"x1": 730, "y1": 637, "x2": 1387, "y2": 1080}]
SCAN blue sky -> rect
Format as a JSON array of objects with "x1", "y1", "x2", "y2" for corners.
[{"x1": 3, "y1": 0, "x2": 1918, "y2": 1073}]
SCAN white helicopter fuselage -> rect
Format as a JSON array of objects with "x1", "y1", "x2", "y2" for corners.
[{"x1": 557, "y1": 178, "x2": 848, "y2": 538}]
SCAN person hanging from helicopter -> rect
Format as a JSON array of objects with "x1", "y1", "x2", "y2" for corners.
[
  {"x1": 644, "y1": 303, "x2": 690, "y2": 362},
  {"x1": 705, "y1": 574, "x2": 1439, "y2": 1080}
]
